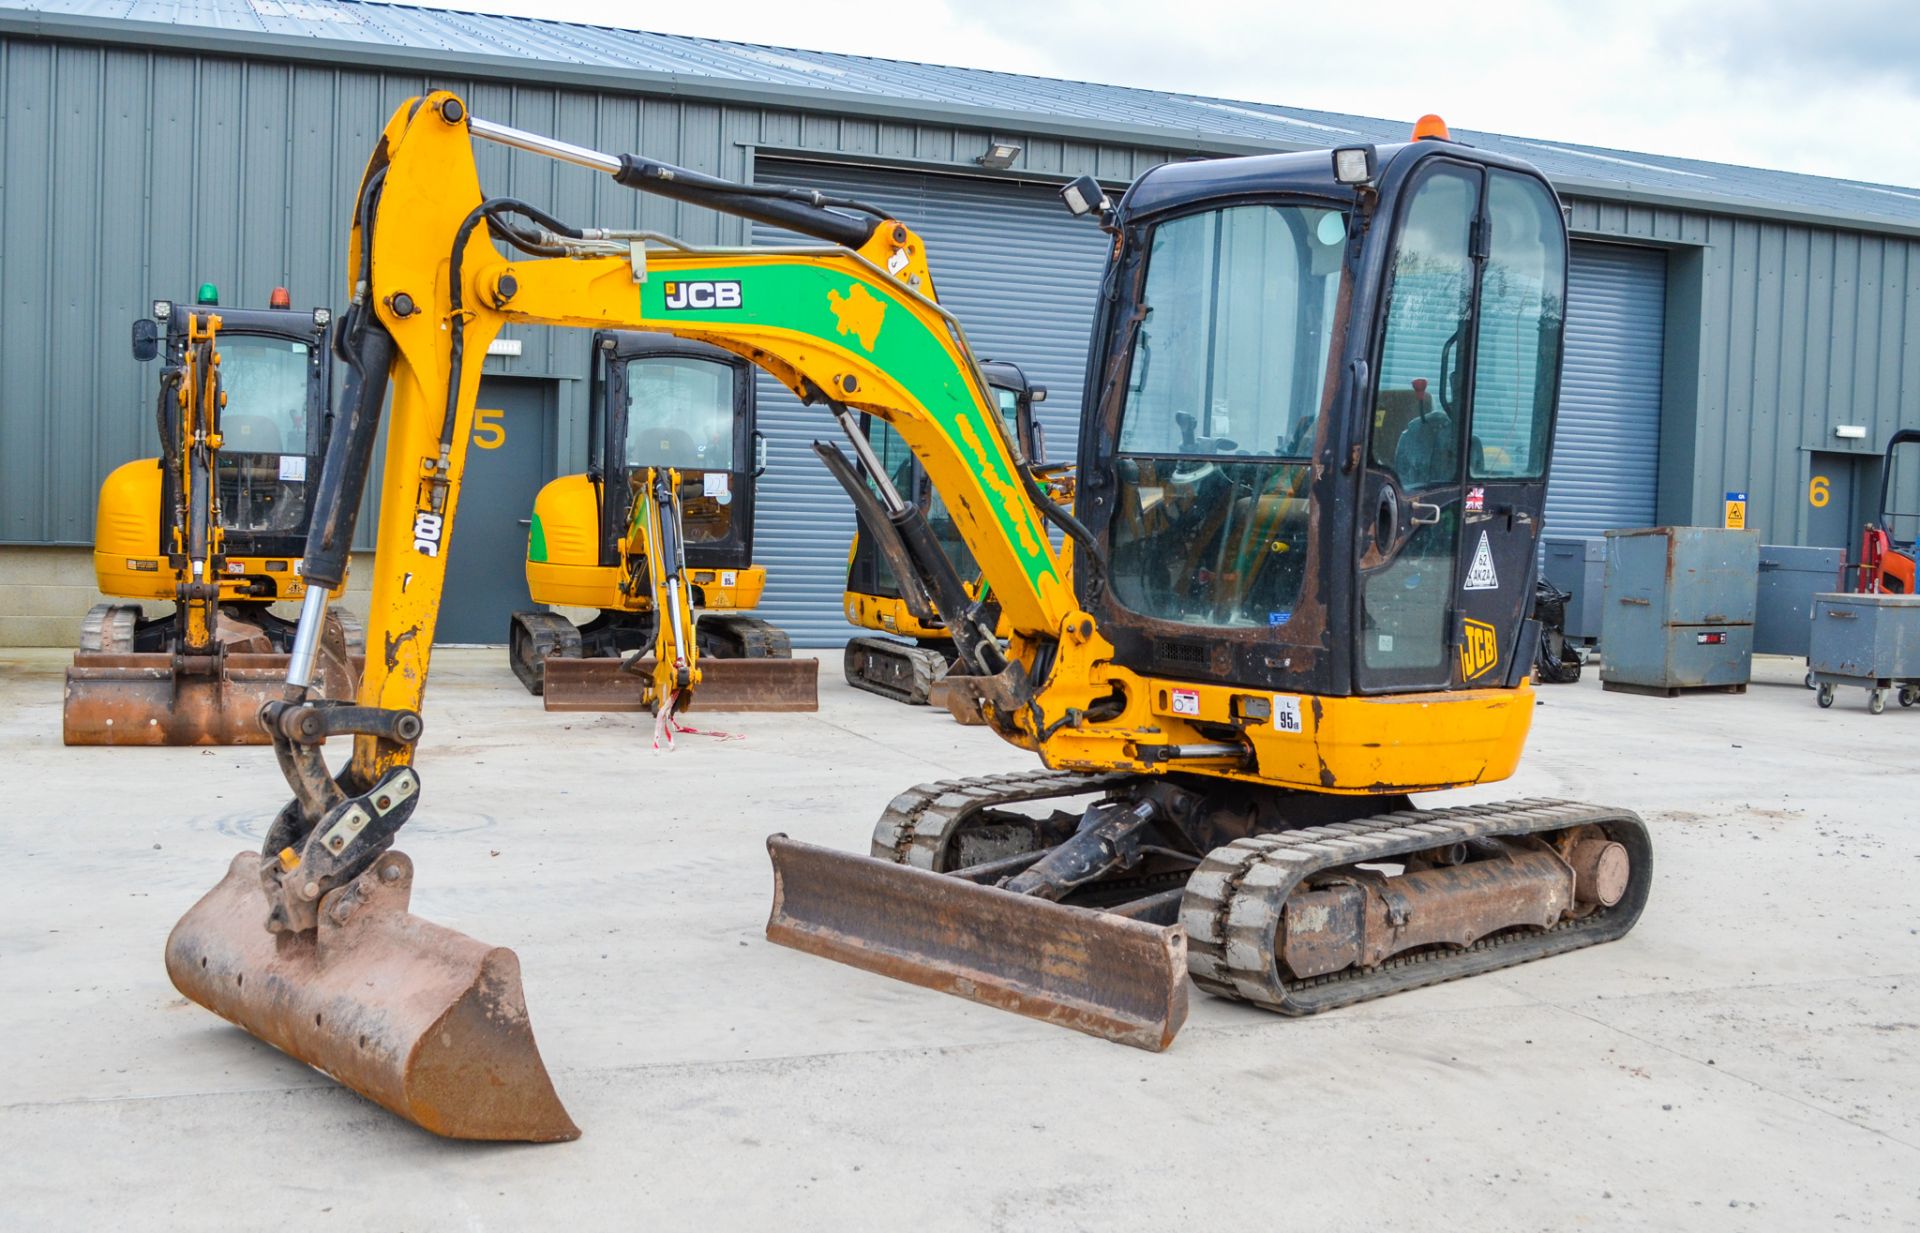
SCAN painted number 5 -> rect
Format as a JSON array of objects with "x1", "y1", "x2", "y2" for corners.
[
  {"x1": 473, "y1": 408, "x2": 507, "y2": 450},
  {"x1": 1809, "y1": 475, "x2": 1830, "y2": 508}
]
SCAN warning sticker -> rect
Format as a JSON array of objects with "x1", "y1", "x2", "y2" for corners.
[
  {"x1": 1464, "y1": 531, "x2": 1499, "y2": 591},
  {"x1": 721, "y1": 571, "x2": 738, "y2": 587},
  {"x1": 1170, "y1": 688, "x2": 1200, "y2": 716},
  {"x1": 1271, "y1": 695, "x2": 1304, "y2": 734}
]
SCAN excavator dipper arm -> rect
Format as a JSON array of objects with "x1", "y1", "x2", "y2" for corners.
[{"x1": 167, "y1": 91, "x2": 1069, "y2": 1140}]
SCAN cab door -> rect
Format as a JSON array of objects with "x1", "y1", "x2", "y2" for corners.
[
  {"x1": 1354, "y1": 161, "x2": 1482, "y2": 693},
  {"x1": 1450, "y1": 170, "x2": 1567, "y2": 688}
]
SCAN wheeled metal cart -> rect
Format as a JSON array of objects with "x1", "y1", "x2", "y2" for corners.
[{"x1": 1807, "y1": 592, "x2": 1920, "y2": 713}]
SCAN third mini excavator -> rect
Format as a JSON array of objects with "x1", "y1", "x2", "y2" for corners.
[
  {"x1": 165, "y1": 96, "x2": 1649, "y2": 1144},
  {"x1": 510, "y1": 330, "x2": 817, "y2": 718},
  {"x1": 841, "y1": 360, "x2": 1058, "y2": 707}
]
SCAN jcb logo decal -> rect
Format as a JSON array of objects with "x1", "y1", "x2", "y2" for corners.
[
  {"x1": 1460, "y1": 618, "x2": 1500, "y2": 681},
  {"x1": 663, "y1": 281, "x2": 742, "y2": 310},
  {"x1": 412, "y1": 511, "x2": 444, "y2": 558}
]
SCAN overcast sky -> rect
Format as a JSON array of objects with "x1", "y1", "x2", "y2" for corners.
[{"x1": 395, "y1": 0, "x2": 1920, "y2": 187}]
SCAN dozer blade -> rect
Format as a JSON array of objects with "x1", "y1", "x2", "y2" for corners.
[
  {"x1": 62, "y1": 652, "x2": 363, "y2": 746},
  {"x1": 541, "y1": 656, "x2": 819, "y2": 712},
  {"x1": 166, "y1": 850, "x2": 579, "y2": 1143},
  {"x1": 765, "y1": 835, "x2": 1188, "y2": 1051}
]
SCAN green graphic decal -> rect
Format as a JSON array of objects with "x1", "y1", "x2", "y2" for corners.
[
  {"x1": 527, "y1": 512, "x2": 548, "y2": 563},
  {"x1": 640, "y1": 265, "x2": 1060, "y2": 593}
]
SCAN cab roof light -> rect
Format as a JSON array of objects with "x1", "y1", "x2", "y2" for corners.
[
  {"x1": 1332, "y1": 145, "x2": 1378, "y2": 185},
  {"x1": 1411, "y1": 114, "x2": 1452, "y2": 142},
  {"x1": 196, "y1": 282, "x2": 220, "y2": 305}
]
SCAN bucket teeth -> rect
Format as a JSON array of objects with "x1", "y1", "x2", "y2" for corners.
[
  {"x1": 166, "y1": 851, "x2": 578, "y2": 1142},
  {"x1": 765, "y1": 835, "x2": 1189, "y2": 1051}
]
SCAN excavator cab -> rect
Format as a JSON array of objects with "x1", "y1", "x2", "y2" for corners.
[
  {"x1": 1861, "y1": 428, "x2": 1919, "y2": 593},
  {"x1": 513, "y1": 332, "x2": 816, "y2": 711},
  {"x1": 842, "y1": 360, "x2": 1049, "y2": 703},
  {"x1": 1078, "y1": 146, "x2": 1561, "y2": 702},
  {"x1": 66, "y1": 291, "x2": 361, "y2": 745}
]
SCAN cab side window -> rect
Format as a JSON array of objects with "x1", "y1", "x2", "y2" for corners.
[{"x1": 1468, "y1": 172, "x2": 1566, "y2": 480}]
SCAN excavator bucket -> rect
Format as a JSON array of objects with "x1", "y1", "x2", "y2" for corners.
[
  {"x1": 166, "y1": 850, "x2": 579, "y2": 1142},
  {"x1": 765, "y1": 835, "x2": 1188, "y2": 1051},
  {"x1": 63, "y1": 651, "x2": 363, "y2": 747},
  {"x1": 541, "y1": 656, "x2": 819, "y2": 712}
]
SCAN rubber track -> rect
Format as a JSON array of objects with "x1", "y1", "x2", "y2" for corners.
[
  {"x1": 843, "y1": 637, "x2": 951, "y2": 705},
  {"x1": 870, "y1": 769, "x2": 1137, "y2": 869},
  {"x1": 700, "y1": 614, "x2": 793, "y2": 659},
  {"x1": 77, "y1": 603, "x2": 141, "y2": 655},
  {"x1": 508, "y1": 611, "x2": 584, "y2": 695},
  {"x1": 1180, "y1": 797, "x2": 1652, "y2": 1015}
]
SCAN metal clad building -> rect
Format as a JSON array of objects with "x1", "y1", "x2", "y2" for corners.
[{"x1": 3, "y1": 0, "x2": 1918, "y2": 644}]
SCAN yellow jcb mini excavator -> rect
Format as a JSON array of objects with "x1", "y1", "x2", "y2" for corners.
[
  {"x1": 841, "y1": 359, "x2": 1053, "y2": 706},
  {"x1": 164, "y1": 94, "x2": 1647, "y2": 1141},
  {"x1": 65, "y1": 289, "x2": 360, "y2": 745},
  {"x1": 510, "y1": 331, "x2": 817, "y2": 717}
]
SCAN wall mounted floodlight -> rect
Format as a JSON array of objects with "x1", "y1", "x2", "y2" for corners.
[{"x1": 977, "y1": 141, "x2": 1023, "y2": 170}]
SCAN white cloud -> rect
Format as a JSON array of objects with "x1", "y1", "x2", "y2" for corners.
[{"x1": 379, "y1": 0, "x2": 1920, "y2": 186}]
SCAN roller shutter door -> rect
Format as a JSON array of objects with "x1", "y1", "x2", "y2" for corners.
[
  {"x1": 750, "y1": 160, "x2": 1110, "y2": 646},
  {"x1": 1548, "y1": 243, "x2": 1667, "y2": 539}
]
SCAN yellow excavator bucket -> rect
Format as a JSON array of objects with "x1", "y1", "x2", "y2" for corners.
[{"x1": 166, "y1": 851, "x2": 578, "y2": 1142}]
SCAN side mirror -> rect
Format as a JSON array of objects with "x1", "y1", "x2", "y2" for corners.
[
  {"x1": 1059, "y1": 174, "x2": 1110, "y2": 220},
  {"x1": 131, "y1": 318, "x2": 160, "y2": 362},
  {"x1": 1017, "y1": 394, "x2": 1046, "y2": 467}
]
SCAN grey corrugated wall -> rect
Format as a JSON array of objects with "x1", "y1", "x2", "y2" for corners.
[
  {"x1": 0, "y1": 36, "x2": 1178, "y2": 547},
  {"x1": 1567, "y1": 199, "x2": 1920, "y2": 544},
  {"x1": 5, "y1": 33, "x2": 1920, "y2": 554}
]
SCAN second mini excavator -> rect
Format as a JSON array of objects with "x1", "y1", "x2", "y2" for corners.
[
  {"x1": 65, "y1": 289, "x2": 360, "y2": 745},
  {"x1": 509, "y1": 331, "x2": 817, "y2": 716},
  {"x1": 163, "y1": 96, "x2": 1650, "y2": 1143}
]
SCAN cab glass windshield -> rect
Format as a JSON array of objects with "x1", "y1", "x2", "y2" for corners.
[
  {"x1": 1108, "y1": 203, "x2": 1345, "y2": 629},
  {"x1": 625, "y1": 358, "x2": 738, "y2": 471},
  {"x1": 211, "y1": 334, "x2": 314, "y2": 533}
]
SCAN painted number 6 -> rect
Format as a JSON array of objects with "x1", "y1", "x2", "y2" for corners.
[
  {"x1": 1809, "y1": 475, "x2": 1830, "y2": 508},
  {"x1": 473, "y1": 408, "x2": 507, "y2": 450}
]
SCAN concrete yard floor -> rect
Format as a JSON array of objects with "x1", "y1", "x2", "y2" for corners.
[{"x1": 2, "y1": 646, "x2": 1916, "y2": 1230}]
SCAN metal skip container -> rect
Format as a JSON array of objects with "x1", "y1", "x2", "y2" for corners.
[{"x1": 1600, "y1": 526, "x2": 1759, "y2": 695}]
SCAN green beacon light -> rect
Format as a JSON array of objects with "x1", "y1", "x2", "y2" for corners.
[{"x1": 196, "y1": 283, "x2": 220, "y2": 306}]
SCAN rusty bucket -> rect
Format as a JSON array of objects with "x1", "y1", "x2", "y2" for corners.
[
  {"x1": 63, "y1": 652, "x2": 362, "y2": 746},
  {"x1": 766, "y1": 835, "x2": 1188, "y2": 1051},
  {"x1": 166, "y1": 851, "x2": 579, "y2": 1142},
  {"x1": 542, "y1": 656, "x2": 819, "y2": 713}
]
